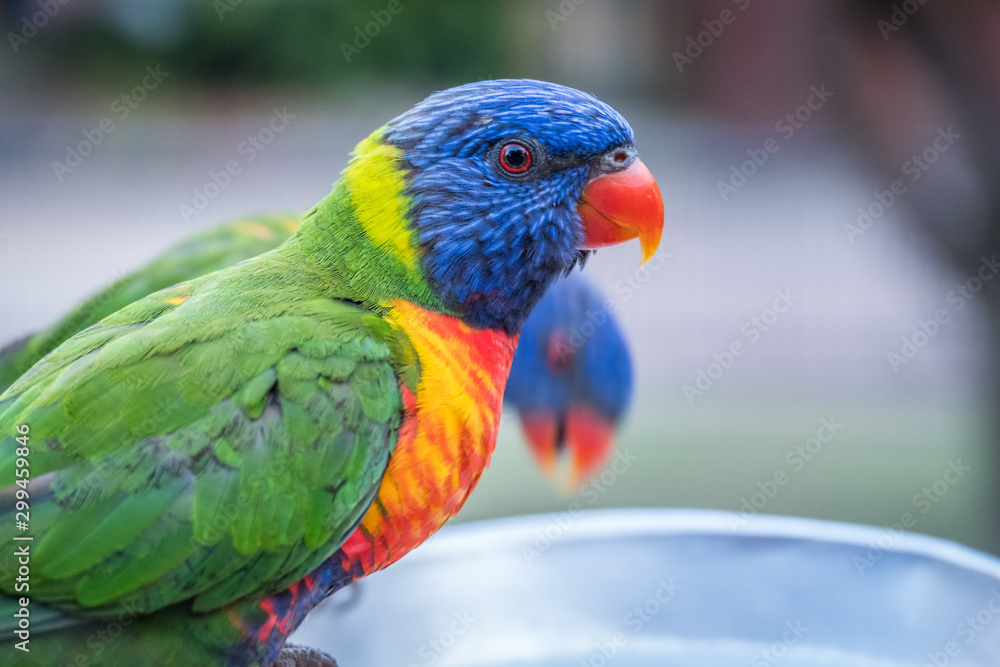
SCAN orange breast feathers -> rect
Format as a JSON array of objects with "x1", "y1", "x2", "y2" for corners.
[{"x1": 337, "y1": 300, "x2": 518, "y2": 576}]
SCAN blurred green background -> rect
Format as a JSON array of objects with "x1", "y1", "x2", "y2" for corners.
[{"x1": 1, "y1": 0, "x2": 998, "y2": 556}]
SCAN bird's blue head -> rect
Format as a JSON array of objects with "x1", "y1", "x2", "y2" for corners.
[{"x1": 343, "y1": 79, "x2": 663, "y2": 334}]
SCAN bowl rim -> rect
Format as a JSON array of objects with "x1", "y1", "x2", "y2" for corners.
[{"x1": 417, "y1": 507, "x2": 1000, "y2": 580}]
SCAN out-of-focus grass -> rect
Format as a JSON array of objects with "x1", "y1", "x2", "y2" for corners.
[{"x1": 461, "y1": 396, "x2": 993, "y2": 554}]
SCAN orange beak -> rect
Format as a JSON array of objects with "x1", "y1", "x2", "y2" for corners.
[
  {"x1": 520, "y1": 413, "x2": 559, "y2": 478},
  {"x1": 519, "y1": 406, "x2": 617, "y2": 492},
  {"x1": 578, "y1": 158, "x2": 664, "y2": 266},
  {"x1": 564, "y1": 404, "x2": 616, "y2": 488}
]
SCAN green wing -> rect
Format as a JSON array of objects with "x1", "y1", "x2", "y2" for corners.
[
  {"x1": 0, "y1": 249, "x2": 416, "y2": 621},
  {"x1": 0, "y1": 214, "x2": 300, "y2": 394}
]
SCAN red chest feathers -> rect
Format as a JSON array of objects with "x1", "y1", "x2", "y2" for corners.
[{"x1": 336, "y1": 301, "x2": 518, "y2": 576}]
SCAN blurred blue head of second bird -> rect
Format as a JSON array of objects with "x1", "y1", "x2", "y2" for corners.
[{"x1": 504, "y1": 272, "x2": 633, "y2": 489}]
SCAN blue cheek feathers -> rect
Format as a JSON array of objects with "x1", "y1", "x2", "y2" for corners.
[{"x1": 382, "y1": 79, "x2": 636, "y2": 333}]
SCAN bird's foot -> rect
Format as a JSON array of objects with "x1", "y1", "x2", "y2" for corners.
[{"x1": 274, "y1": 643, "x2": 339, "y2": 667}]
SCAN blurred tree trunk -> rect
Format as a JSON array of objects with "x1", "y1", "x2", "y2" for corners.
[
  {"x1": 687, "y1": 0, "x2": 827, "y2": 123},
  {"x1": 675, "y1": 0, "x2": 1000, "y2": 552},
  {"x1": 831, "y1": 0, "x2": 1000, "y2": 552}
]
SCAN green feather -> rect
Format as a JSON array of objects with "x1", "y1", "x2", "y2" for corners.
[
  {"x1": 0, "y1": 201, "x2": 421, "y2": 648},
  {"x1": 0, "y1": 214, "x2": 302, "y2": 396}
]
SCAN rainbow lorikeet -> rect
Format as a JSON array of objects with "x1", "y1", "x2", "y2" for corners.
[
  {"x1": 0, "y1": 216, "x2": 634, "y2": 491},
  {"x1": 0, "y1": 79, "x2": 663, "y2": 666},
  {"x1": 505, "y1": 271, "x2": 633, "y2": 489}
]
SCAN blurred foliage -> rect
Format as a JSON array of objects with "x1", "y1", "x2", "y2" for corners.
[{"x1": 11, "y1": 0, "x2": 508, "y2": 89}]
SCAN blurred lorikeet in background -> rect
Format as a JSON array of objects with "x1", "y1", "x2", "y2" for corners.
[
  {"x1": 505, "y1": 272, "x2": 633, "y2": 490},
  {"x1": 0, "y1": 79, "x2": 662, "y2": 666},
  {"x1": 0, "y1": 217, "x2": 634, "y2": 494}
]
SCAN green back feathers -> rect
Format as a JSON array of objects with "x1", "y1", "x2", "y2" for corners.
[
  {"x1": 0, "y1": 212, "x2": 420, "y2": 623},
  {"x1": 0, "y1": 134, "x2": 443, "y2": 639},
  {"x1": 0, "y1": 214, "x2": 302, "y2": 395},
  {"x1": 0, "y1": 130, "x2": 445, "y2": 398}
]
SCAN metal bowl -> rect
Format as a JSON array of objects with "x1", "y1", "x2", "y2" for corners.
[{"x1": 291, "y1": 509, "x2": 1000, "y2": 666}]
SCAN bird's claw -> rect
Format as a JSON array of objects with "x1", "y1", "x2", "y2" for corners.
[{"x1": 274, "y1": 643, "x2": 339, "y2": 667}]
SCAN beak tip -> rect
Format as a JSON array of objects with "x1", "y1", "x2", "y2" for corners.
[
  {"x1": 578, "y1": 158, "x2": 664, "y2": 267},
  {"x1": 639, "y1": 237, "x2": 659, "y2": 267}
]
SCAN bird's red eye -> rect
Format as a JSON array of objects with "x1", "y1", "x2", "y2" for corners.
[{"x1": 499, "y1": 142, "x2": 532, "y2": 174}]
